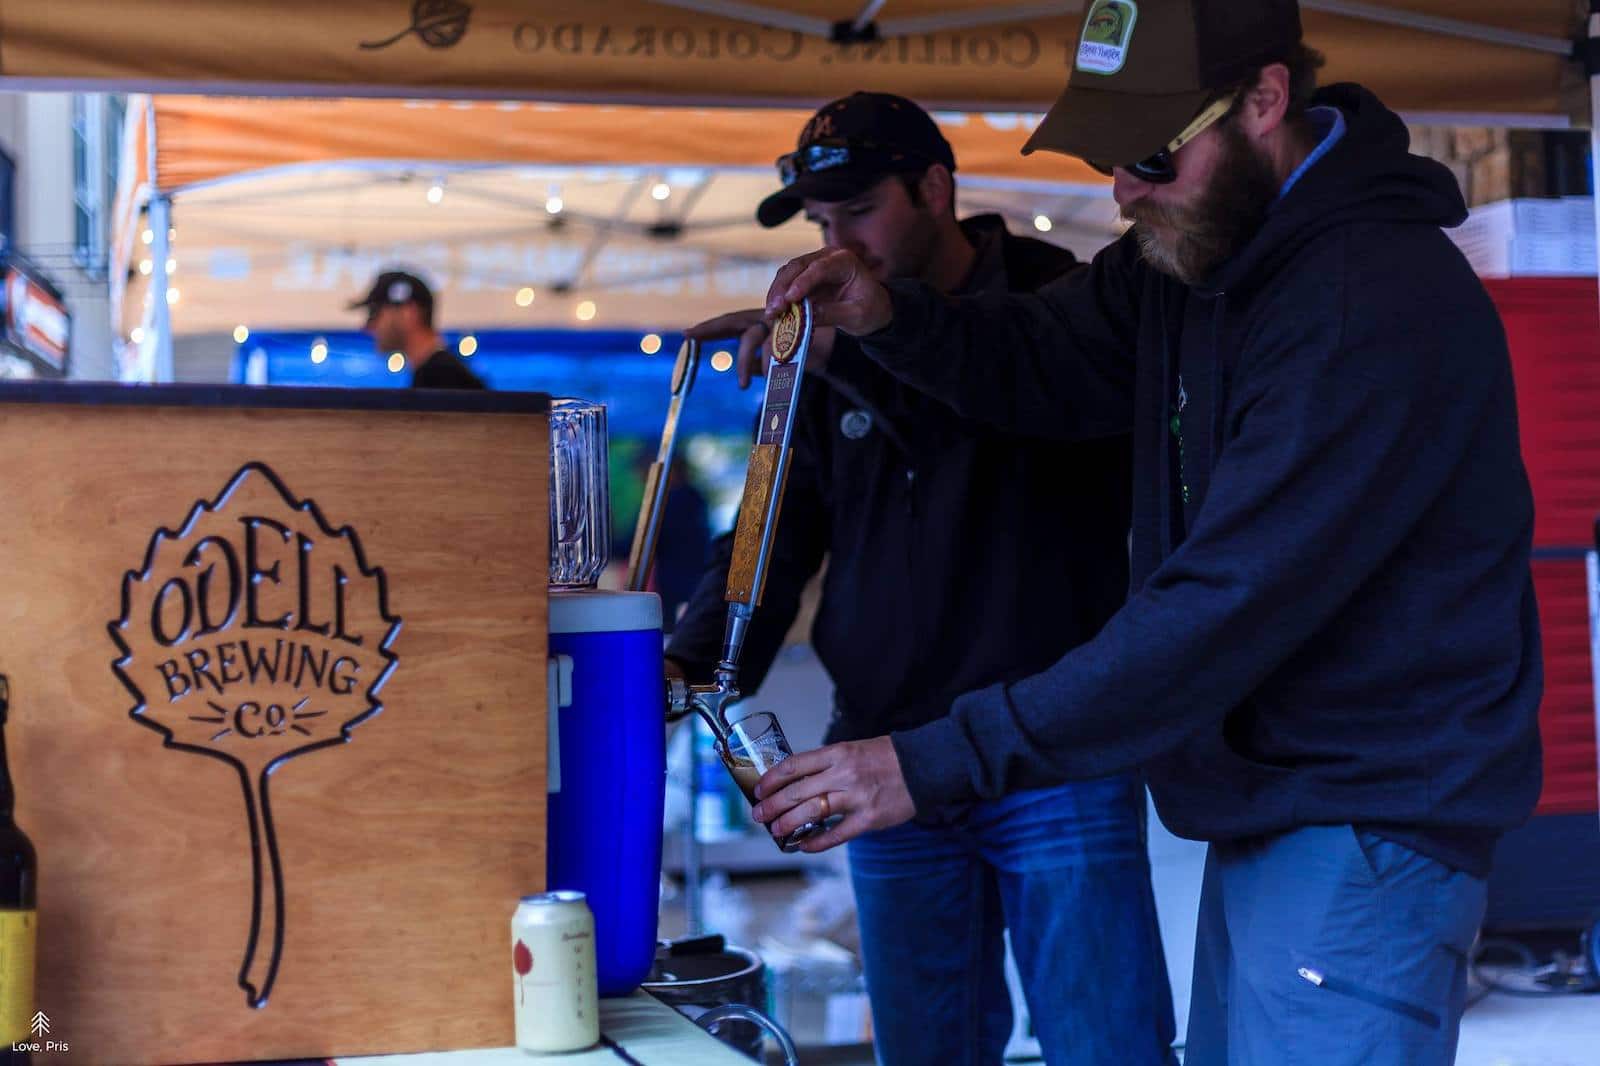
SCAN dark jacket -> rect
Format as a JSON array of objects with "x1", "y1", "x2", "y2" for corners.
[
  {"x1": 866, "y1": 85, "x2": 1543, "y2": 877},
  {"x1": 668, "y1": 216, "x2": 1133, "y2": 748},
  {"x1": 413, "y1": 348, "x2": 486, "y2": 389}
]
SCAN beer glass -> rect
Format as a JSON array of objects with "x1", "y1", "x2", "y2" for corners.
[
  {"x1": 548, "y1": 398, "x2": 611, "y2": 589},
  {"x1": 715, "y1": 712, "x2": 835, "y2": 852}
]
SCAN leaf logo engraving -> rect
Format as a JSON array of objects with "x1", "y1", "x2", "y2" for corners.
[
  {"x1": 360, "y1": 0, "x2": 472, "y2": 50},
  {"x1": 109, "y1": 462, "x2": 402, "y2": 1008}
]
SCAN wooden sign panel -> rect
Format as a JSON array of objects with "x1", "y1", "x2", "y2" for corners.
[{"x1": 0, "y1": 384, "x2": 550, "y2": 1063}]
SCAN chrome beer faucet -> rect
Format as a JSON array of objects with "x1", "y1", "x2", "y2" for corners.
[{"x1": 652, "y1": 302, "x2": 816, "y2": 742}]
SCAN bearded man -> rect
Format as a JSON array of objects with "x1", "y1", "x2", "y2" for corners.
[{"x1": 744, "y1": 2, "x2": 1543, "y2": 1064}]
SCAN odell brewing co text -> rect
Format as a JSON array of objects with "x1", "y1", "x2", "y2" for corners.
[{"x1": 109, "y1": 462, "x2": 402, "y2": 1009}]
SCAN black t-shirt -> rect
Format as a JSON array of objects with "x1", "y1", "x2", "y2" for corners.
[{"x1": 412, "y1": 348, "x2": 486, "y2": 390}]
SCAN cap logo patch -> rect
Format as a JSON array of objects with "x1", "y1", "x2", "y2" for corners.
[
  {"x1": 801, "y1": 113, "x2": 837, "y2": 144},
  {"x1": 1076, "y1": 0, "x2": 1138, "y2": 75}
]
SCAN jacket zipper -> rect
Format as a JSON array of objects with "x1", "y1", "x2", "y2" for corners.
[{"x1": 1297, "y1": 967, "x2": 1440, "y2": 1029}]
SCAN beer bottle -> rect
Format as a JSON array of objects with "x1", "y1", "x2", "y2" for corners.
[{"x1": 0, "y1": 677, "x2": 36, "y2": 1063}]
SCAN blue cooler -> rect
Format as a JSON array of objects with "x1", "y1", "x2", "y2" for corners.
[
  {"x1": 547, "y1": 590, "x2": 665, "y2": 996},
  {"x1": 545, "y1": 398, "x2": 666, "y2": 996}
]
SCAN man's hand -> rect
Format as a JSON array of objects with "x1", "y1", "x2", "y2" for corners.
[
  {"x1": 750, "y1": 736, "x2": 916, "y2": 853},
  {"x1": 764, "y1": 249, "x2": 894, "y2": 338},
  {"x1": 685, "y1": 308, "x2": 836, "y2": 390}
]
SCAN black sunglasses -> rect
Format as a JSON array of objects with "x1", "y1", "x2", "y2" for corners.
[
  {"x1": 776, "y1": 138, "x2": 932, "y2": 187},
  {"x1": 1091, "y1": 92, "x2": 1239, "y2": 184}
]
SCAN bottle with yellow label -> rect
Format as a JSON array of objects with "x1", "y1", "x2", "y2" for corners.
[{"x1": 0, "y1": 676, "x2": 36, "y2": 1064}]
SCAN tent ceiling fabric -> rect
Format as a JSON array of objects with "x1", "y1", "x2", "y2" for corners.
[
  {"x1": 148, "y1": 97, "x2": 1108, "y2": 193},
  {"x1": 126, "y1": 164, "x2": 1122, "y2": 336},
  {"x1": 0, "y1": 1, "x2": 1583, "y2": 120}
]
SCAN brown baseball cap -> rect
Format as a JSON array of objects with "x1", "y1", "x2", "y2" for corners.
[{"x1": 1023, "y1": 0, "x2": 1303, "y2": 169}]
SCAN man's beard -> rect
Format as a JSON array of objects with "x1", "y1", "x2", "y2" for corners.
[{"x1": 1124, "y1": 122, "x2": 1279, "y2": 286}]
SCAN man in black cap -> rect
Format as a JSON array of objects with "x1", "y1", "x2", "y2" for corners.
[
  {"x1": 349, "y1": 270, "x2": 485, "y2": 389},
  {"x1": 749, "y1": 3, "x2": 1542, "y2": 1064},
  {"x1": 668, "y1": 92, "x2": 1176, "y2": 1064}
]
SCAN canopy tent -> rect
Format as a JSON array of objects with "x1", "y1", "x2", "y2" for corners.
[
  {"x1": 73, "y1": 0, "x2": 1600, "y2": 377},
  {"x1": 109, "y1": 97, "x2": 1122, "y2": 380},
  {"x1": 0, "y1": 1, "x2": 1582, "y2": 119}
]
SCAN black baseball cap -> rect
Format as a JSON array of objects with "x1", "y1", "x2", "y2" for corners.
[
  {"x1": 347, "y1": 270, "x2": 435, "y2": 320},
  {"x1": 1023, "y1": 0, "x2": 1303, "y2": 169},
  {"x1": 756, "y1": 92, "x2": 957, "y2": 228}
]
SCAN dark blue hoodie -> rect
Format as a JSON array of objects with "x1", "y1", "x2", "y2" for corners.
[{"x1": 862, "y1": 84, "x2": 1543, "y2": 877}]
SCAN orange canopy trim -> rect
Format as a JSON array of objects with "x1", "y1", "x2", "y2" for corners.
[{"x1": 147, "y1": 97, "x2": 1109, "y2": 193}]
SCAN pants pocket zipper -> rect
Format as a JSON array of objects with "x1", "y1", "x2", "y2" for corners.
[{"x1": 1297, "y1": 967, "x2": 1441, "y2": 1030}]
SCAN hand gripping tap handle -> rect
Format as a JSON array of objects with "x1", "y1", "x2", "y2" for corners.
[
  {"x1": 627, "y1": 336, "x2": 701, "y2": 593},
  {"x1": 665, "y1": 301, "x2": 815, "y2": 741}
]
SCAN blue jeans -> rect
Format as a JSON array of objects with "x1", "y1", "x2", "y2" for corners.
[
  {"x1": 1186, "y1": 825, "x2": 1487, "y2": 1066},
  {"x1": 847, "y1": 775, "x2": 1177, "y2": 1065}
]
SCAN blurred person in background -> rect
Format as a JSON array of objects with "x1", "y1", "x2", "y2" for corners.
[
  {"x1": 349, "y1": 270, "x2": 485, "y2": 389},
  {"x1": 652, "y1": 456, "x2": 711, "y2": 634}
]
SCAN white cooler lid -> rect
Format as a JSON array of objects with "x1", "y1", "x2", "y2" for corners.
[{"x1": 549, "y1": 589, "x2": 663, "y2": 634}]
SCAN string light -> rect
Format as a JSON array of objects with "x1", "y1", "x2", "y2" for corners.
[
  {"x1": 545, "y1": 196, "x2": 564, "y2": 215},
  {"x1": 426, "y1": 182, "x2": 445, "y2": 204},
  {"x1": 166, "y1": 288, "x2": 180, "y2": 305},
  {"x1": 130, "y1": 326, "x2": 146, "y2": 344},
  {"x1": 575, "y1": 300, "x2": 597, "y2": 322},
  {"x1": 710, "y1": 351, "x2": 734, "y2": 373},
  {"x1": 651, "y1": 182, "x2": 671, "y2": 201},
  {"x1": 165, "y1": 258, "x2": 178, "y2": 275},
  {"x1": 141, "y1": 229, "x2": 154, "y2": 245},
  {"x1": 233, "y1": 325, "x2": 250, "y2": 343},
  {"x1": 640, "y1": 334, "x2": 663, "y2": 354},
  {"x1": 515, "y1": 287, "x2": 536, "y2": 307},
  {"x1": 310, "y1": 338, "x2": 329, "y2": 364},
  {"x1": 459, "y1": 335, "x2": 478, "y2": 357},
  {"x1": 387, "y1": 352, "x2": 406, "y2": 373},
  {"x1": 1033, "y1": 214, "x2": 1053, "y2": 233},
  {"x1": 138, "y1": 260, "x2": 153, "y2": 276}
]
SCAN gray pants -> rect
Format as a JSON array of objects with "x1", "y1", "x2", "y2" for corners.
[{"x1": 1185, "y1": 825, "x2": 1486, "y2": 1066}]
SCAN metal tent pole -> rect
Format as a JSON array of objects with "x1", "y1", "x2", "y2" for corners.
[
  {"x1": 148, "y1": 194, "x2": 174, "y2": 383},
  {"x1": 1301, "y1": 1, "x2": 1571, "y2": 55},
  {"x1": 145, "y1": 102, "x2": 175, "y2": 384},
  {"x1": 1587, "y1": 4, "x2": 1600, "y2": 323}
]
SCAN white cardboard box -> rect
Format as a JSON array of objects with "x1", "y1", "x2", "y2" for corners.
[{"x1": 1449, "y1": 196, "x2": 1597, "y2": 277}]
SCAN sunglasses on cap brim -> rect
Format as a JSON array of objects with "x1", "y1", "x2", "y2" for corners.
[
  {"x1": 1089, "y1": 91, "x2": 1239, "y2": 184},
  {"x1": 776, "y1": 138, "x2": 935, "y2": 187}
]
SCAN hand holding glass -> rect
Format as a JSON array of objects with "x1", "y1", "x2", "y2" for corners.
[{"x1": 715, "y1": 712, "x2": 836, "y2": 852}]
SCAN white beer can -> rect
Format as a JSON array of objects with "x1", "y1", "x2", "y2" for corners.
[{"x1": 511, "y1": 890, "x2": 599, "y2": 1052}]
